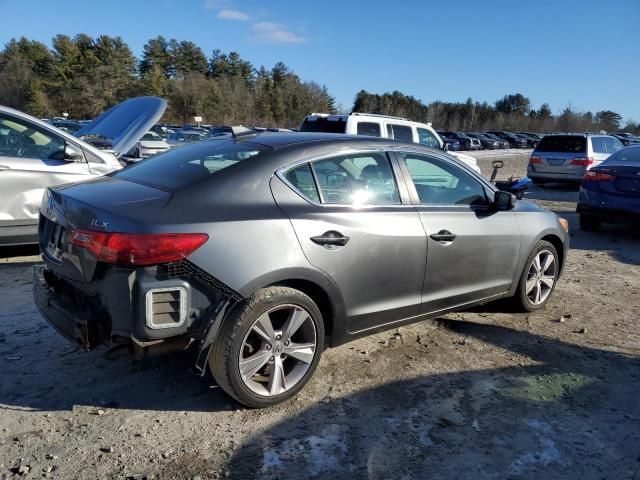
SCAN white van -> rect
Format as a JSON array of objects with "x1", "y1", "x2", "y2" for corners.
[{"x1": 299, "y1": 112, "x2": 480, "y2": 174}]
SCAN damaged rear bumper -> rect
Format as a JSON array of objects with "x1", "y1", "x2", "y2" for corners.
[{"x1": 33, "y1": 265, "x2": 93, "y2": 350}]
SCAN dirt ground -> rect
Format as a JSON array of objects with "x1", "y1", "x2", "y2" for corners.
[{"x1": 1, "y1": 152, "x2": 639, "y2": 479}]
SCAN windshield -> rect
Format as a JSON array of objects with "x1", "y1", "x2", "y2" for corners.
[
  {"x1": 115, "y1": 140, "x2": 267, "y2": 190},
  {"x1": 141, "y1": 132, "x2": 161, "y2": 141},
  {"x1": 535, "y1": 135, "x2": 587, "y2": 153}
]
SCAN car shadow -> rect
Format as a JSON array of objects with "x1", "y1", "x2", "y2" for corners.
[
  {"x1": 216, "y1": 320, "x2": 640, "y2": 480},
  {"x1": 523, "y1": 183, "x2": 580, "y2": 203}
]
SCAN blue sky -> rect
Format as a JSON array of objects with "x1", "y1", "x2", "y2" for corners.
[{"x1": 1, "y1": 0, "x2": 638, "y2": 122}]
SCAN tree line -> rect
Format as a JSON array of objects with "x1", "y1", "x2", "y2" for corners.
[
  {"x1": 0, "y1": 34, "x2": 637, "y2": 134},
  {"x1": 353, "y1": 91, "x2": 638, "y2": 134},
  {"x1": 0, "y1": 35, "x2": 336, "y2": 127}
]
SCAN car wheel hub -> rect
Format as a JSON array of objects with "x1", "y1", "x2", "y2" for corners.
[
  {"x1": 238, "y1": 304, "x2": 317, "y2": 397},
  {"x1": 525, "y1": 249, "x2": 557, "y2": 305}
]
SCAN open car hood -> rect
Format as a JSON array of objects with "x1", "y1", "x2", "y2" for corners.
[{"x1": 75, "y1": 96, "x2": 167, "y2": 157}]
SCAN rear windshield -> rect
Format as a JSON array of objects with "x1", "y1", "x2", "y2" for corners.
[
  {"x1": 115, "y1": 141, "x2": 267, "y2": 190},
  {"x1": 605, "y1": 147, "x2": 640, "y2": 163},
  {"x1": 536, "y1": 135, "x2": 587, "y2": 153},
  {"x1": 299, "y1": 117, "x2": 347, "y2": 134}
]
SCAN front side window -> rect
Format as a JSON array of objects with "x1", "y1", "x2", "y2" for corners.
[
  {"x1": 386, "y1": 124, "x2": 413, "y2": 142},
  {"x1": 0, "y1": 113, "x2": 65, "y2": 160},
  {"x1": 399, "y1": 152, "x2": 487, "y2": 206},
  {"x1": 311, "y1": 152, "x2": 400, "y2": 205},
  {"x1": 356, "y1": 122, "x2": 381, "y2": 137},
  {"x1": 417, "y1": 128, "x2": 440, "y2": 148}
]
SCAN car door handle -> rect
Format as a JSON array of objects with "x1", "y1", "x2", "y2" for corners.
[
  {"x1": 310, "y1": 231, "x2": 350, "y2": 248},
  {"x1": 430, "y1": 230, "x2": 457, "y2": 243},
  {"x1": 0, "y1": 165, "x2": 10, "y2": 170}
]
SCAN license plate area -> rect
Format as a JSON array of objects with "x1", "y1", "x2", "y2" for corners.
[
  {"x1": 46, "y1": 224, "x2": 66, "y2": 262},
  {"x1": 547, "y1": 158, "x2": 565, "y2": 166}
]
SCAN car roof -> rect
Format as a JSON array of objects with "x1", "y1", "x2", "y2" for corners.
[{"x1": 233, "y1": 131, "x2": 408, "y2": 149}]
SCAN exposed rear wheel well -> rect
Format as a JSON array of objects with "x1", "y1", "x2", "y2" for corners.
[
  {"x1": 268, "y1": 279, "x2": 334, "y2": 343},
  {"x1": 541, "y1": 234, "x2": 564, "y2": 271}
]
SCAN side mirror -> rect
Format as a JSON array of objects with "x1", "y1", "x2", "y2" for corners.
[
  {"x1": 442, "y1": 142, "x2": 449, "y2": 152},
  {"x1": 493, "y1": 190, "x2": 516, "y2": 211},
  {"x1": 64, "y1": 144, "x2": 84, "y2": 162}
]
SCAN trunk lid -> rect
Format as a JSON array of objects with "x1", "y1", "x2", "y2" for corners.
[
  {"x1": 40, "y1": 177, "x2": 171, "y2": 282},
  {"x1": 596, "y1": 163, "x2": 640, "y2": 196},
  {"x1": 75, "y1": 96, "x2": 167, "y2": 157}
]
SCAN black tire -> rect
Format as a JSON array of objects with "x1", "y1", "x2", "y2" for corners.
[
  {"x1": 579, "y1": 212, "x2": 600, "y2": 231},
  {"x1": 209, "y1": 286, "x2": 325, "y2": 408},
  {"x1": 512, "y1": 240, "x2": 560, "y2": 312}
]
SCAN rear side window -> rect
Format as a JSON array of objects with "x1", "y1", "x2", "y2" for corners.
[
  {"x1": 386, "y1": 124, "x2": 413, "y2": 142},
  {"x1": 116, "y1": 141, "x2": 266, "y2": 190},
  {"x1": 417, "y1": 128, "x2": 440, "y2": 148},
  {"x1": 591, "y1": 137, "x2": 606, "y2": 153},
  {"x1": 299, "y1": 116, "x2": 347, "y2": 133},
  {"x1": 285, "y1": 163, "x2": 320, "y2": 203},
  {"x1": 356, "y1": 122, "x2": 381, "y2": 137},
  {"x1": 604, "y1": 137, "x2": 623, "y2": 153},
  {"x1": 536, "y1": 135, "x2": 587, "y2": 153},
  {"x1": 310, "y1": 152, "x2": 400, "y2": 205}
]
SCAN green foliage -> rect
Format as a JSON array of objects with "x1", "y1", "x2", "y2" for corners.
[
  {"x1": 351, "y1": 90, "x2": 625, "y2": 133},
  {"x1": 0, "y1": 35, "x2": 334, "y2": 127},
  {"x1": 0, "y1": 34, "x2": 629, "y2": 133}
]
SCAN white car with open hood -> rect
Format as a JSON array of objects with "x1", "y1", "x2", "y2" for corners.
[{"x1": 0, "y1": 96, "x2": 167, "y2": 246}]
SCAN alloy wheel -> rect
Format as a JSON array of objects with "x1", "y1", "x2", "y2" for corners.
[
  {"x1": 525, "y1": 249, "x2": 557, "y2": 305},
  {"x1": 238, "y1": 304, "x2": 317, "y2": 397}
]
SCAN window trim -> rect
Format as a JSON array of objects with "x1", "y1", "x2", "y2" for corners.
[
  {"x1": 391, "y1": 150, "x2": 493, "y2": 209},
  {"x1": 276, "y1": 148, "x2": 413, "y2": 208}
]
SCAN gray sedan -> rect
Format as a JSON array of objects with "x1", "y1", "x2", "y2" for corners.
[{"x1": 34, "y1": 132, "x2": 569, "y2": 407}]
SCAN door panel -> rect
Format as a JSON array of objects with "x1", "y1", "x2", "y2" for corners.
[
  {"x1": 0, "y1": 157, "x2": 92, "y2": 225},
  {"x1": 395, "y1": 150, "x2": 521, "y2": 313},
  {"x1": 0, "y1": 112, "x2": 92, "y2": 226},
  {"x1": 272, "y1": 151, "x2": 427, "y2": 334},
  {"x1": 416, "y1": 207, "x2": 521, "y2": 312}
]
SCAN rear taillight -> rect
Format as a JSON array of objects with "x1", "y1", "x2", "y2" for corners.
[
  {"x1": 570, "y1": 157, "x2": 594, "y2": 166},
  {"x1": 583, "y1": 170, "x2": 615, "y2": 182},
  {"x1": 69, "y1": 230, "x2": 208, "y2": 266},
  {"x1": 529, "y1": 156, "x2": 542, "y2": 164}
]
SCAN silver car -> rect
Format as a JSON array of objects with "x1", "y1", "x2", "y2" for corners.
[
  {"x1": 0, "y1": 96, "x2": 167, "y2": 246},
  {"x1": 528, "y1": 133, "x2": 624, "y2": 184},
  {"x1": 34, "y1": 132, "x2": 570, "y2": 407}
]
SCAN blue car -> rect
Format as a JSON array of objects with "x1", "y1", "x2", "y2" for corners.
[
  {"x1": 577, "y1": 145, "x2": 640, "y2": 230},
  {"x1": 437, "y1": 133, "x2": 460, "y2": 151}
]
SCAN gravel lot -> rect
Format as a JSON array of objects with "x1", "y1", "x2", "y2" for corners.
[{"x1": 1, "y1": 151, "x2": 639, "y2": 479}]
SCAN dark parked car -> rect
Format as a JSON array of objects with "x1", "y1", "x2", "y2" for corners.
[
  {"x1": 440, "y1": 131, "x2": 481, "y2": 150},
  {"x1": 438, "y1": 133, "x2": 461, "y2": 151},
  {"x1": 611, "y1": 133, "x2": 640, "y2": 146},
  {"x1": 466, "y1": 132, "x2": 500, "y2": 149},
  {"x1": 487, "y1": 131, "x2": 529, "y2": 149},
  {"x1": 577, "y1": 145, "x2": 640, "y2": 230},
  {"x1": 34, "y1": 132, "x2": 569, "y2": 407},
  {"x1": 515, "y1": 133, "x2": 540, "y2": 148},
  {"x1": 483, "y1": 133, "x2": 510, "y2": 149}
]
